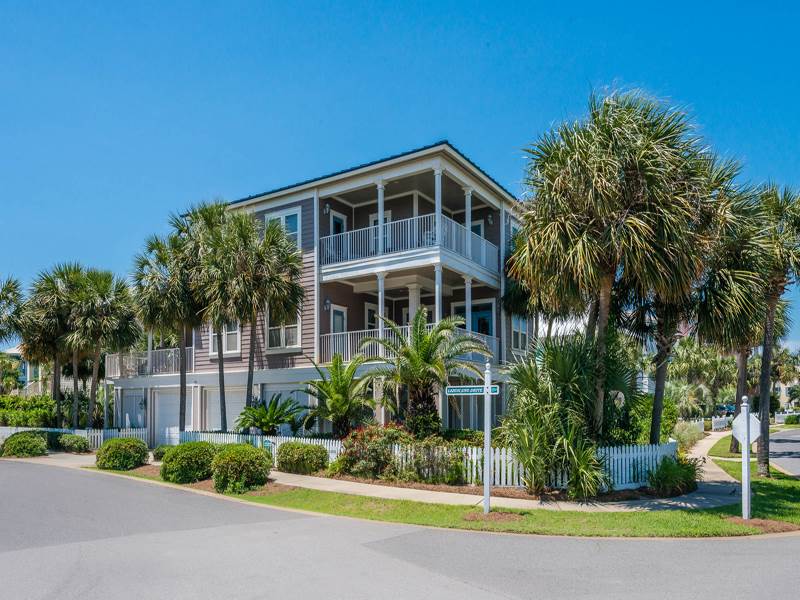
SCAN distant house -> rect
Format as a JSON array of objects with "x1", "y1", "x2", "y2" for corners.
[{"x1": 1, "y1": 344, "x2": 39, "y2": 389}]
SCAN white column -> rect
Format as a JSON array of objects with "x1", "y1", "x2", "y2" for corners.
[
  {"x1": 377, "y1": 272, "x2": 386, "y2": 356},
  {"x1": 464, "y1": 276, "x2": 473, "y2": 333},
  {"x1": 499, "y1": 205, "x2": 507, "y2": 363},
  {"x1": 313, "y1": 188, "x2": 320, "y2": 361},
  {"x1": 464, "y1": 187, "x2": 472, "y2": 259},
  {"x1": 434, "y1": 264, "x2": 443, "y2": 323},
  {"x1": 377, "y1": 181, "x2": 385, "y2": 255},
  {"x1": 407, "y1": 283, "x2": 420, "y2": 322},
  {"x1": 147, "y1": 331, "x2": 153, "y2": 375},
  {"x1": 434, "y1": 168, "x2": 443, "y2": 245}
]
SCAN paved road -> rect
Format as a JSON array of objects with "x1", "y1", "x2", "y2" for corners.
[
  {"x1": 1, "y1": 461, "x2": 798, "y2": 600},
  {"x1": 771, "y1": 428, "x2": 800, "y2": 475}
]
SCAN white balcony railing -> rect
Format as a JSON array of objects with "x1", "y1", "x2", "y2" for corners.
[
  {"x1": 105, "y1": 347, "x2": 194, "y2": 379},
  {"x1": 319, "y1": 325, "x2": 497, "y2": 364},
  {"x1": 319, "y1": 213, "x2": 499, "y2": 271}
]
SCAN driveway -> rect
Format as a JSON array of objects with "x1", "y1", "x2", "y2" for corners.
[
  {"x1": 771, "y1": 428, "x2": 800, "y2": 475},
  {"x1": 0, "y1": 460, "x2": 798, "y2": 600}
]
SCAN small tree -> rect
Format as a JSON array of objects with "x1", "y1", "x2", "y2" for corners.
[{"x1": 304, "y1": 354, "x2": 374, "y2": 438}]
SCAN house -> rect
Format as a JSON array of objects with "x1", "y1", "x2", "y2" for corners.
[
  {"x1": 1, "y1": 344, "x2": 40, "y2": 393},
  {"x1": 105, "y1": 141, "x2": 532, "y2": 445}
]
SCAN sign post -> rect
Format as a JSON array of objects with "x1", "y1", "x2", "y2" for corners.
[
  {"x1": 732, "y1": 396, "x2": 761, "y2": 520},
  {"x1": 483, "y1": 361, "x2": 491, "y2": 515}
]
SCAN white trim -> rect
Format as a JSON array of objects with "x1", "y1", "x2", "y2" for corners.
[
  {"x1": 329, "y1": 209, "x2": 348, "y2": 234},
  {"x1": 313, "y1": 188, "x2": 320, "y2": 362},
  {"x1": 401, "y1": 304, "x2": 434, "y2": 326},
  {"x1": 451, "y1": 298, "x2": 497, "y2": 336},
  {"x1": 364, "y1": 301, "x2": 390, "y2": 329},
  {"x1": 511, "y1": 314, "x2": 529, "y2": 352},
  {"x1": 330, "y1": 304, "x2": 348, "y2": 333},
  {"x1": 368, "y1": 209, "x2": 392, "y2": 226},
  {"x1": 470, "y1": 219, "x2": 484, "y2": 237},
  {"x1": 264, "y1": 205, "x2": 302, "y2": 248},
  {"x1": 265, "y1": 306, "x2": 302, "y2": 350},
  {"x1": 208, "y1": 322, "x2": 241, "y2": 357},
  {"x1": 500, "y1": 205, "x2": 507, "y2": 363}
]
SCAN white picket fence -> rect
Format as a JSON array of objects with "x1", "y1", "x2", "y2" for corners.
[
  {"x1": 681, "y1": 419, "x2": 705, "y2": 434},
  {"x1": 775, "y1": 412, "x2": 800, "y2": 425},
  {"x1": 0, "y1": 426, "x2": 147, "y2": 450},
  {"x1": 711, "y1": 416, "x2": 732, "y2": 431},
  {"x1": 176, "y1": 430, "x2": 675, "y2": 490}
]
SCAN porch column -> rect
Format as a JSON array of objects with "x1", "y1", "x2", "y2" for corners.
[
  {"x1": 407, "y1": 283, "x2": 420, "y2": 322},
  {"x1": 377, "y1": 272, "x2": 386, "y2": 357},
  {"x1": 464, "y1": 276, "x2": 473, "y2": 333},
  {"x1": 464, "y1": 187, "x2": 472, "y2": 259},
  {"x1": 434, "y1": 168, "x2": 443, "y2": 245},
  {"x1": 434, "y1": 264, "x2": 443, "y2": 323},
  {"x1": 377, "y1": 181, "x2": 385, "y2": 255},
  {"x1": 147, "y1": 331, "x2": 153, "y2": 375}
]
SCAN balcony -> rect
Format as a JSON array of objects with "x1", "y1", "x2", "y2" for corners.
[
  {"x1": 106, "y1": 347, "x2": 194, "y2": 379},
  {"x1": 320, "y1": 213, "x2": 499, "y2": 273},
  {"x1": 319, "y1": 326, "x2": 499, "y2": 364}
]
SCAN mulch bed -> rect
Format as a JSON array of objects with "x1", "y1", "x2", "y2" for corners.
[
  {"x1": 127, "y1": 465, "x2": 293, "y2": 496},
  {"x1": 131, "y1": 464, "x2": 161, "y2": 478},
  {"x1": 725, "y1": 517, "x2": 800, "y2": 534}
]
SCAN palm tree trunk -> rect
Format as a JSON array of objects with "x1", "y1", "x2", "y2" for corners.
[
  {"x1": 246, "y1": 315, "x2": 257, "y2": 408},
  {"x1": 585, "y1": 298, "x2": 599, "y2": 342},
  {"x1": 52, "y1": 354, "x2": 61, "y2": 427},
  {"x1": 546, "y1": 316, "x2": 554, "y2": 338},
  {"x1": 593, "y1": 272, "x2": 614, "y2": 437},
  {"x1": 533, "y1": 313, "x2": 539, "y2": 341},
  {"x1": 757, "y1": 294, "x2": 780, "y2": 477},
  {"x1": 72, "y1": 350, "x2": 80, "y2": 428},
  {"x1": 649, "y1": 309, "x2": 676, "y2": 445},
  {"x1": 729, "y1": 347, "x2": 749, "y2": 454},
  {"x1": 178, "y1": 325, "x2": 187, "y2": 432},
  {"x1": 217, "y1": 330, "x2": 227, "y2": 431},
  {"x1": 89, "y1": 346, "x2": 101, "y2": 428}
]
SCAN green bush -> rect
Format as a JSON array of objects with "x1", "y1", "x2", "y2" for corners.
[
  {"x1": 671, "y1": 421, "x2": 704, "y2": 453},
  {"x1": 784, "y1": 414, "x2": 800, "y2": 425},
  {"x1": 160, "y1": 441, "x2": 218, "y2": 483},
  {"x1": 441, "y1": 429, "x2": 484, "y2": 446},
  {"x1": 703, "y1": 418, "x2": 712, "y2": 432},
  {"x1": 211, "y1": 444, "x2": 272, "y2": 493},
  {"x1": 152, "y1": 444, "x2": 171, "y2": 461},
  {"x1": 404, "y1": 411, "x2": 441, "y2": 439},
  {"x1": 58, "y1": 433, "x2": 90, "y2": 453},
  {"x1": 95, "y1": 438, "x2": 148, "y2": 471},
  {"x1": 387, "y1": 437, "x2": 466, "y2": 485},
  {"x1": 276, "y1": 442, "x2": 328, "y2": 475},
  {"x1": 1, "y1": 431, "x2": 47, "y2": 457},
  {"x1": 647, "y1": 455, "x2": 702, "y2": 496},
  {"x1": 335, "y1": 424, "x2": 413, "y2": 479}
]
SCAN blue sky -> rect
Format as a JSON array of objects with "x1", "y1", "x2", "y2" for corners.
[{"x1": 1, "y1": 2, "x2": 799, "y2": 346}]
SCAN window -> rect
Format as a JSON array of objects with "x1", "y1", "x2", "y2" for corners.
[
  {"x1": 267, "y1": 308, "x2": 301, "y2": 349},
  {"x1": 210, "y1": 321, "x2": 240, "y2": 355},
  {"x1": 511, "y1": 315, "x2": 528, "y2": 352},
  {"x1": 267, "y1": 208, "x2": 301, "y2": 247}
]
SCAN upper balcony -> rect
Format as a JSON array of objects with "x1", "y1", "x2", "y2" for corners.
[{"x1": 106, "y1": 347, "x2": 193, "y2": 379}]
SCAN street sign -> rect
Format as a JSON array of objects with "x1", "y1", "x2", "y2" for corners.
[
  {"x1": 732, "y1": 412, "x2": 761, "y2": 444},
  {"x1": 445, "y1": 385, "x2": 499, "y2": 396}
]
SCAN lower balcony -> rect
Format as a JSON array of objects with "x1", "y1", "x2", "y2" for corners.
[{"x1": 106, "y1": 347, "x2": 194, "y2": 379}]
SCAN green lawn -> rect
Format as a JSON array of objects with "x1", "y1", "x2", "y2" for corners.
[
  {"x1": 711, "y1": 459, "x2": 800, "y2": 525},
  {"x1": 708, "y1": 429, "x2": 778, "y2": 458}
]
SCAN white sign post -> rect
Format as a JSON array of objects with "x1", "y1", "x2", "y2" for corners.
[
  {"x1": 483, "y1": 361, "x2": 492, "y2": 515},
  {"x1": 732, "y1": 396, "x2": 761, "y2": 520}
]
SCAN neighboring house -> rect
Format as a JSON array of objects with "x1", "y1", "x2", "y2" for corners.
[
  {"x1": 106, "y1": 141, "x2": 532, "y2": 445},
  {"x1": 1, "y1": 345, "x2": 41, "y2": 394}
]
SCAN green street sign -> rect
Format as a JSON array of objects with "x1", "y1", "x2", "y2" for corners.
[{"x1": 445, "y1": 385, "x2": 499, "y2": 396}]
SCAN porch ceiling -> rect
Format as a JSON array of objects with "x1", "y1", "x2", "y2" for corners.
[{"x1": 337, "y1": 265, "x2": 493, "y2": 298}]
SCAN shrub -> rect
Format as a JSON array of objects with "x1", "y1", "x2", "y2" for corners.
[
  {"x1": 336, "y1": 424, "x2": 413, "y2": 479},
  {"x1": 1, "y1": 431, "x2": 47, "y2": 457},
  {"x1": 648, "y1": 455, "x2": 702, "y2": 496},
  {"x1": 671, "y1": 421, "x2": 704, "y2": 453},
  {"x1": 404, "y1": 411, "x2": 441, "y2": 440},
  {"x1": 703, "y1": 418, "x2": 712, "y2": 432},
  {"x1": 211, "y1": 444, "x2": 272, "y2": 493},
  {"x1": 785, "y1": 414, "x2": 800, "y2": 425},
  {"x1": 160, "y1": 441, "x2": 218, "y2": 483},
  {"x1": 59, "y1": 433, "x2": 90, "y2": 453},
  {"x1": 277, "y1": 442, "x2": 328, "y2": 474},
  {"x1": 152, "y1": 444, "x2": 171, "y2": 461},
  {"x1": 387, "y1": 437, "x2": 466, "y2": 485},
  {"x1": 441, "y1": 429, "x2": 484, "y2": 446},
  {"x1": 96, "y1": 438, "x2": 149, "y2": 471}
]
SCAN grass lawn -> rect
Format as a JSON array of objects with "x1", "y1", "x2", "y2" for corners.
[
  {"x1": 708, "y1": 429, "x2": 779, "y2": 458},
  {"x1": 712, "y1": 459, "x2": 800, "y2": 526}
]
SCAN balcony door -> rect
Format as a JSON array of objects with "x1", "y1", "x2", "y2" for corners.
[
  {"x1": 369, "y1": 210, "x2": 392, "y2": 253},
  {"x1": 330, "y1": 305, "x2": 349, "y2": 359},
  {"x1": 452, "y1": 300, "x2": 495, "y2": 336}
]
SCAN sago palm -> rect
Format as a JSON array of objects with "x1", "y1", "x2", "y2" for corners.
[
  {"x1": 361, "y1": 307, "x2": 489, "y2": 438},
  {"x1": 304, "y1": 353, "x2": 374, "y2": 438},
  {"x1": 235, "y1": 393, "x2": 305, "y2": 435}
]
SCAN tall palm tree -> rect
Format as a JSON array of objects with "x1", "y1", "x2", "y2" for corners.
[
  {"x1": 754, "y1": 185, "x2": 800, "y2": 476},
  {"x1": 68, "y1": 269, "x2": 140, "y2": 427},
  {"x1": 0, "y1": 276, "x2": 21, "y2": 347},
  {"x1": 510, "y1": 91, "x2": 704, "y2": 436},
  {"x1": 304, "y1": 354, "x2": 374, "y2": 438},
  {"x1": 223, "y1": 214, "x2": 304, "y2": 408},
  {"x1": 361, "y1": 307, "x2": 489, "y2": 438}
]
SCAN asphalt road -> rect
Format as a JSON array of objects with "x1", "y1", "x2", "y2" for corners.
[
  {"x1": 1, "y1": 461, "x2": 798, "y2": 600},
  {"x1": 770, "y1": 428, "x2": 800, "y2": 475}
]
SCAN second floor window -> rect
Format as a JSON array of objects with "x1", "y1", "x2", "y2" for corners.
[
  {"x1": 267, "y1": 310, "x2": 300, "y2": 349},
  {"x1": 511, "y1": 315, "x2": 528, "y2": 352},
  {"x1": 267, "y1": 208, "x2": 300, "y2": 247},
  {"x1": 211, "y1": 321, "x2": 240, "y2": 355}
]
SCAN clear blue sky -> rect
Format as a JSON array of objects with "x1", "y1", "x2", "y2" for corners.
[{"x1": 2, "y1": 2, "x2": 799, "y2": 346}]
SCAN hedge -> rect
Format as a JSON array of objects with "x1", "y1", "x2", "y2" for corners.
[
  {"x1": 276, "y1": 441, "x2": 328, "y2": 474},
  {"x1": 1, "y1": 431, "x2": 48, "y2": 457},
  {"x1": 59, "y1": 433, "x2": 90, "y2": 454},
  {"x1": 211, "y1": 444, "x2": 271, "y2": 493},
  {"x1": 160, "y1": 441, "x2": 218, "y2": 483},
  {"x1": 95, "y1": 438, "x2": 148, "y2": 470}
]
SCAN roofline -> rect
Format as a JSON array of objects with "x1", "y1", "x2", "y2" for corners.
[{"x1": 228, "y1": 140, "x2": 517, "y2": 208}]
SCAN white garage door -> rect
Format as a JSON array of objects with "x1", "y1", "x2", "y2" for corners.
[
  {"x1": 206, "y1": 388, "x2": 247, "y2": 432},
  {"x1": 155, "y1": 390, "x2": 180, "y2": 446}
]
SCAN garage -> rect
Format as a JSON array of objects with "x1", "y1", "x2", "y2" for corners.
[
  {"x1": 154, "y1": 389, "x2": 181, "y2": 446},
  {"x1": 205, "y1": 387, "x2": 247, "y2": 431}
]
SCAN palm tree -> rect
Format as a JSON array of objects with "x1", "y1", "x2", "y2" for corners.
[
  {"x1": 754, "y1": 185, "x2": 800, "y2": 476},
  {"x1": 0, "y1": 276, "x2": 21, "y2": 347},
  {"x1": 68, "y1": 269, "x2": 140, "y2": 427},
  {"x1": 510, "y1": 91, "x2": 705, "y2": 436},
  {"x1": 304, "y1": 354, "x2": 374, "y2": 438},
  {"x1": 222, "y1": 214, "x2": 304, "y2": 408},
  {"x1": 236, "y1": 393, "x2": 306, "y2": 435},
  {"x1": 361, "y1": 307, "x2": 489, "y2": 438}
]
